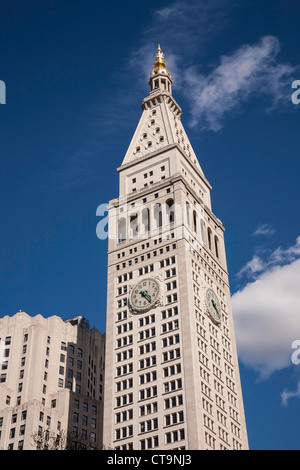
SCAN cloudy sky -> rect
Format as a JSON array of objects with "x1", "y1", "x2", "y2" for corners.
[{"x1": 0, "y1": 0, "x2": 300, "y2": 450}]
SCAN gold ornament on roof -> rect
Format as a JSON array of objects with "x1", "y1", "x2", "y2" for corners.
[{"x1": 151, "y1": 44, "x2": 171, "y2": 78}]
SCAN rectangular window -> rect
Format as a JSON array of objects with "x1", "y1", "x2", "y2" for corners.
[
  {"x1": 68, "y1": 356, "x2": 74, "y2": 366},
  {"x1": 17, "y1": 440, "x2": 24, "y2": 451},
  {"x1": 82, "y1": 415, "x2": 88, "y2": 426},
  {"x1": 19, "y1": 424, "x2": 26, "y2": 436}
]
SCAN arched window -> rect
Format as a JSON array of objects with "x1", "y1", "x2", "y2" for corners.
[
  {"x1": 154, "y1": 203, "x2": 162, "y2": 229},
  {"x1": 193, "y1": 210, "x2": 197, "y2": 233},
  {"x1": 118, "y1": 218, "x2": 126, "y2": 243},
  {"x1": 200, "y1": 219, "x2": 205, "y2": 245},
  {"x1": 214, "y1": 236, "x2": 219, "y2": 259},
  {"x1": 166, "y1": 199, "x2": 175, "y2": 224},
  {"x1": 130, "y1": 213, "x2": 139, "y2": 238},
  {"x1": 207, "y1": 227, "x2": 212, "y2": 251},
  {"x1": 142, "y1": 208, "x2": 150, "y2": 233},
  {"x1": 185, "y1": 203, "x2": 191, "y2": 226}
]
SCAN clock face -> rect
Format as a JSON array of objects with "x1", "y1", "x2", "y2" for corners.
[
  {"x1": 206, "y1": 288, "x2": 221, "y2": 324},
  {"x1": 130, "y1": 278, "x2": 160, "y2": 312}
]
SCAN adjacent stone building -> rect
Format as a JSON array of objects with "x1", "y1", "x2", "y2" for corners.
[{"x1": 0, "y1": 312, "x2": 105, "y2": 450}]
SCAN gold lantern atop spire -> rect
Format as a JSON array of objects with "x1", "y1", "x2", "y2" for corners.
[{"x1": 150, "y1": 44, "x2": 171, "y2": 79}]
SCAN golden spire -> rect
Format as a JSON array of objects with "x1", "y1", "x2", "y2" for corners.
[{"x1": 151, "y1": 44, "x2": 171, "y2": 78}]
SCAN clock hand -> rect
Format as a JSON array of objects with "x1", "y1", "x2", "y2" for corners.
[
  {"x1": 211, "y1": 299, "x2": 219, "y2": 315},
  {"x1": 140, "y1": 290, "x2": 152, "y2": 303}
]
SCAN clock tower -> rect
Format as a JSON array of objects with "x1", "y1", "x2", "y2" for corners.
[{"x1": 103, "y1": 46, "x2": 248, "y2": 450}]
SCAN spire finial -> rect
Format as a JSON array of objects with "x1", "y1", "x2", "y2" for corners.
[{"x1": 150, "y1": 45, "x2": 171, "y2": 79}]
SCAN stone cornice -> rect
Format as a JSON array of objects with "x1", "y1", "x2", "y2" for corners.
[{"x1": 142, "y1": 90, "x2": 182, "y2": 118}]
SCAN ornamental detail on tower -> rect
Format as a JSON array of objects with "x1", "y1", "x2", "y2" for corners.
[{"x1": 150, "y1": 44, "x2": 172, "y2": 79}]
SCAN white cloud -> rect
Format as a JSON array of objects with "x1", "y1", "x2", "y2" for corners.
[
  {"x1": 236, "y1": 255, "x2": 266, "y2": 279},
  {"x1": 183, "y1": 35, "x2": 298, "y2": 131},
  {"x1": 236, "y1": 236, "x2": 300, "y2": 280},
  {"x1": 232, "y1": 237, "x2": 300, "y2": 380},
  {"x1": 252, "y1": 224, "x2": 276, "y2": 237},
  {"x1": 270, "y1": 237, "x2": 300, "y2": 265}
]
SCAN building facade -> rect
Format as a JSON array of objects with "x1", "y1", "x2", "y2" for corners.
[
  {"x1": 103, "y1": 46, "x2": 248, "y2": 450},
  {"x1": 0, "y1": 311, "x2": 105, "y2": 450}
]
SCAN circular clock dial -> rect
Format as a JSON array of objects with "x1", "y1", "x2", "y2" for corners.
[
  {"x1": 206, "y1": 288, "x2": 221, "y2": 323},
  {"x1": 130, "y1": 278, "x2": 160, "y2": 312}
]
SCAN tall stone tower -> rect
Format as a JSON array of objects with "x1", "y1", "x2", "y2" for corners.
[{"x1": 103, "y1": 46, "x2": 248, "y2": 450}]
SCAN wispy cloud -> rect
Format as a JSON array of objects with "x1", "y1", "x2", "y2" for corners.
[
  {"x1": 153, "y1": 0, "x2": 232, "y2": 56},
  {"x1": 252, "y1": 224, "x2": 276, "y2": 238},
  {"x1": 269, "y1": 237, "x2": 300, "y2": 265},
  {"x1": 236, "y1": 254, "x2": 267, "y2": 279},
  {"x1": 128, "y1": 0, "x2": 235, "y2": 89},
  {"x1": 236, "y1": 235, "x2": 300, "y2": 280},
  {"x1": 184, "y1": 35, "x2": 298, "y2": 131}
]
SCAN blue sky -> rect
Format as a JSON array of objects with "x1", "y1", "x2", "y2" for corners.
[{"x1": 0, "y1": 0, "x2": 300, "y2": 450}]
